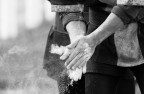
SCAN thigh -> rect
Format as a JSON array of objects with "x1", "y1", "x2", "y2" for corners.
[
  {"x1": 116, "y1": 69, "x2": 135, "y2": 94},
  {"x1": 85, "y1": 73, "x2": 120, "y2": 94},
  {"x1": 116, "y1": 77, "x2": 135, "y2": 94},
  {"x1": 130, "y1": 64, "x2": 144, "y2": 94}
]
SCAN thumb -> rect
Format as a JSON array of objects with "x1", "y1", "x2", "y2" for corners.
[{"x1": 60, "y1": 47, "x2": 71, "y2": 60}]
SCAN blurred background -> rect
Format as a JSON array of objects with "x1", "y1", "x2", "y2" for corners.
[
  {"x1": 0, "y1": 0, "x2": 59, "y2": 94},
  {"x1": 0, "y1": 0, "x2": 142, "y2": 94}
]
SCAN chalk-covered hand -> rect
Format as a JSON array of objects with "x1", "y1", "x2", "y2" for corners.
[
  {"x1": 64, "y1": 35, "x2": 97, "y2": 70},
  {"x1": 60, "y1": 36, "x2": 87, "y2": 81}
]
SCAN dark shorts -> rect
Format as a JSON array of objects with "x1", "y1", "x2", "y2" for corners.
[
  {"x1": 86, "y1": 62, "x2": 134, "y2": 78},
  {"x1": 85, "y1": 63, "x2": 144, "y2": 94}
]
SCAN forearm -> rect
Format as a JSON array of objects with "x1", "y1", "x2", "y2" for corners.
[
  {"x1": 66, "y1": 21, "x2": 86, "y2": 43},
  {"x1": 59, "y1": 12, "x2": 86, "y2": 43},
  {"x1": 89, "y1": 13, "x2": 124, "y2": 44},
  {"x1": 99, "y1": 0, "x2": 116, "y2": 5}
]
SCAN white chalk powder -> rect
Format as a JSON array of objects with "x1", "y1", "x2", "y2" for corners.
[{"x1": 50, "y1": 44, "x2": 86, "y2": 81}]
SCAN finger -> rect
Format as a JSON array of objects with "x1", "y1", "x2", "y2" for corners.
[
  {"x1": 68, "y1": 68, "x2": 83, "y2": 81},
  {"x1": 72, "y1": 51, "x2": 90, "y2": 69},
  {"x1": 79, "y1": 60, "x2": 87, "y2": 69},
  {"x1": 82, "y1": 64, "x2": 87, "y2": 74},
  {"x1": 64, "y1": 48, "x2": 80, "y2": 66},
  {"x1": 60, "y1": 48, "x2": 71, "y2": 60},
  {"x1": 79, "y1": 56, "x2": 90, "y2": 68},
  {"x1": 66, "y1": 52, "x2": 83, "y2": 69},
  {"x1": 71, "y1": 54, "x2": 86, "y2": 70},
  {"x1": 76, "y1": 68, "x2": 83, "y2": 80},
  {"x1": 60, "y1": 40, "x2": 79, "y2": 60}
]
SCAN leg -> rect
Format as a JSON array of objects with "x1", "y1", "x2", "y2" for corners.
[
  {"x1": 116, "y1": 77, "x2": 135, "y2": 94},
  {"x1": 130, "y1": 64, "x2": 144, "y2": 94},
  {"x1": 85, "y1": 73, "x2": 120, "y2": 94},
  {"x1": 116, "y1": 69, "x2": 135, "y2": 94}
]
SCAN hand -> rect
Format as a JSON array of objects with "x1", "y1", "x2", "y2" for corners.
[
  {"x1": 60, "y1": 36, "x2": 83, "y2": 61},
  {"x1": 60, "y1": 36, "x2": 88, "y2": 81},
  {"x1": 64, "y1": 35, "x2": 97, "y2": 70}
]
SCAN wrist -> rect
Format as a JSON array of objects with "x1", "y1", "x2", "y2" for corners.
[
  {"x1": 66, "y1": 21, "x2": 86, "y2": 35},
  {"x1": 86, "y1": 32, "x2": 100, "y2": 47},
  {"x1": 66, "y1": 20, "x2": 86, "y2": 43},
  {"x1": 70, "y1": 35, "x2": 84, "y2": 43}
]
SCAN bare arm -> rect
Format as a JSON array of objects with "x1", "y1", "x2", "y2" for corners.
[
  {"x1": 59, "y1": 12, "x2": 86, "y2": 43},
  {"x1": 64, "y1": 13, "x2": 125, "y2": 70},
  {"x1": 88, "y1": 13, "x2": 124, "y2": 45},
  {"x1": 66, "y1": 21, "x2": 86, "y2": 43},
  {"x1": 58, "y1": 11, "x2": 87, "y2": 60},
  {"x1": 60, "y1": 20, "x2": 87, "y2": 60},
  {"x1": 99, "y1": 0, "x2": 116, "y2": 5}
]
